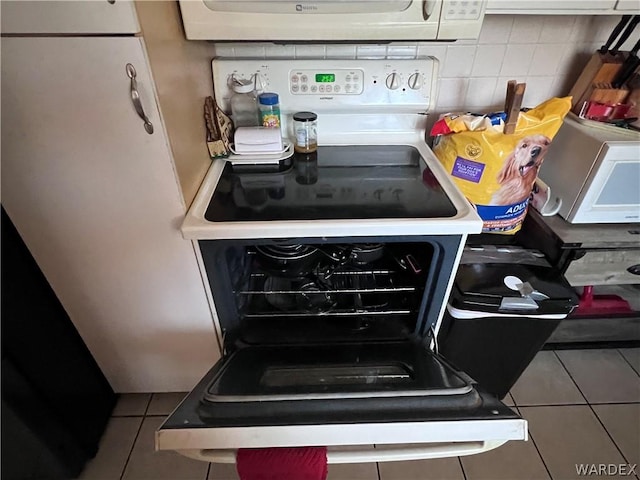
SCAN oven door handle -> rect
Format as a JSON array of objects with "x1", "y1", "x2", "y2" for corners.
[{"x1": 176, "y1": 440, "x2": 507, "y2": 464}]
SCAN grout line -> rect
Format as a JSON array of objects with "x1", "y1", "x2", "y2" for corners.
[
  {"x1": 588, "y1": 403, "x2": 633, "y2": 468},
  {"x1": 552, "y1": 351, "x2": 590, "y2": 405},
  {"x1": 617, "y1": 348, "x2": 640, "y2": 378},
  {"x1": 143, "y1": 394, "x2": 153, "y2": 417},
  {"x1": 458, "y1": 456, "x2": 468, "y2": 480},
  {"x1": 535, "y1": 350, "x2": 636, "y2": 476},
  {"x1": 119, "y1": 416, "x2": 145, "y2": 480},
  {"x1": 524, "y1": 427, "x2": 553, "y2": 480}
]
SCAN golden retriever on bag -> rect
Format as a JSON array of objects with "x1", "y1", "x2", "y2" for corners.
[{"x1": 490, "y1": 134, "x2": 551, "y2": 206}]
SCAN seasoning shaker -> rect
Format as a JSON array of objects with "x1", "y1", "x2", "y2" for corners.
[{"x1": 258, "y1": 93, "x2": 281, "y2": 129}]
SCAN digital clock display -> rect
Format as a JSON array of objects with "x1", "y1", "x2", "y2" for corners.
[{"x1": 315, "y1": 73, "x2": 335, "y2": 83}]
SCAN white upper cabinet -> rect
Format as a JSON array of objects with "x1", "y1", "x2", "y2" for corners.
[
  {"x1": 1, "y1": 0, "x2": 140, "y2": 34},
  {"x1": 615, "y1": 0, "x2": 640, "y2": 10}
]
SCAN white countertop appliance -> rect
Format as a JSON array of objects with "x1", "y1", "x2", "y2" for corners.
[
  {"x1": 156, "y1": 58, "x2": 527, "y2": 465},
  {"x1": 178, "y1": 0, "x2": 486, "y2": 41},
  {"x1": 539, "y1": 114, "x2": 640, "y2": 224}
]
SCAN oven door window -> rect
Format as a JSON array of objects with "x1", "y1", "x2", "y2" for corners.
[
  {"x1": 156, "y1": 342, "x2": 524, "y2": 454},
  {"x1": 203, "y1": 343, "x2": 472, "y2": 403}
]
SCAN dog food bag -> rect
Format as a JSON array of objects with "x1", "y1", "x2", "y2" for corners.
[{"x1": 431, "y1": 96, "x2": 571, "y2": 234}]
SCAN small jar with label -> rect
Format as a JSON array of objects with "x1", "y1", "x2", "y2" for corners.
[
  {"x1": 292, "y1": 111, "x2": 318, "y2": 153},
  {"x1": 258, "y1": 93, "x2": 281, "y2": 129}
]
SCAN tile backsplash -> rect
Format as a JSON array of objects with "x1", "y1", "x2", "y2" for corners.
[{"x1": 213, "y1": 14, "x2": 634, "y2": 116}]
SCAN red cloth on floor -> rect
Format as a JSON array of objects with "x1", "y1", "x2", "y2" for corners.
[{"x1": 236, "y1": 447, "x2": 328, "y2": 480}]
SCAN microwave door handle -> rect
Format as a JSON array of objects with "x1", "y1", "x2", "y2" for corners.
[
  {"x1": 423, "y1": 0, "x2": 436, "y2": 20},
  {"x1": 176, "y1": 440, "x2": 508, "y2": 464}
]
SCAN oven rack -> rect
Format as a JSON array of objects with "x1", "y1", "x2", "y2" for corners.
[
  {"x1": 236, "y1": 267, "x2": 423, "y2": 319},
  {"x1": 238, "y1": 270, "x2": 418, "y2": 295},
  {"x1": 242, "y1": 310, "x2": 413, "y2": 319}
]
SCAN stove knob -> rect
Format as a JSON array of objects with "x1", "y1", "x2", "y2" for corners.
[
  {"x1": 408, "y1": 72, "x2": 423, "y2": 90},
  {"x1": 385, "y1": 72, "x2": 401, "y2": 90}
]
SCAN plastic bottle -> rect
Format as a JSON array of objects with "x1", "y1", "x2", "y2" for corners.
[
  {"x1": 258, "y1": 93, "x2": 281, "y2": 129},
  {"x1": 230, "y1": 80, "x2": 260, "y2": 128}
]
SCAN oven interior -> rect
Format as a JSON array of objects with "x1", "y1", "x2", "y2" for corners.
[
  {"x1": 193, "y1": 236, "x2": 483, "y2": 405},
  {"x1": 200, "y1": 236, "x2": 462, "y2": 349}
]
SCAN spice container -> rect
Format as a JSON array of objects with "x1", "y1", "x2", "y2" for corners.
[
  {"x1": 230, "y1": 79, "x2": 260, "y2": 128},
  {"x1": 292, "y1": 111, "x2": 318, "y2": 153},
  {"x1": 258, "y1": 93, "x2": 281, "y2": 128}
]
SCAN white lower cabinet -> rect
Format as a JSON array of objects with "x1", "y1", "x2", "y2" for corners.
[{"x1": 1, "y1": 37, "x2": 220, "y2": 392}]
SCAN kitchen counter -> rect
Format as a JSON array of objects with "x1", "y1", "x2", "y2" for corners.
[
  {"x1": 518, "y1": 209, "x2": 640, "y2": 346},
  {"x1": 527, "y1": 209, "x2": 640, "y2": 250}
]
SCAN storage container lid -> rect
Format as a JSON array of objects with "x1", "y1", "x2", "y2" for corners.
[
  {"x1": 293, "y1": 111, "x2": 317, "y2": 122},
  {"x1": 448, "y1": 246, "x2": 579, "y2": 317},
  {"x1": 258, "y1": 92, "x2": 279, "y2": 106},
  {"x1": 232, "y1": 79, "x2": 254, "y2": 94}
]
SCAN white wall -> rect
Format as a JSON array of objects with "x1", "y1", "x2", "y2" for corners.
[{"x1": 212, "y1": 15, "x2": 633, "y2": 115}]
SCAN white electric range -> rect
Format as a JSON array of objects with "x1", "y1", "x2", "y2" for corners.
[{"x1": 156, "y1": 58, "x2": 527, "y2": 465}]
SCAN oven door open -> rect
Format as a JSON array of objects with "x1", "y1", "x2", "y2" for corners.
[{"x1": 156, "y1": 341, "x2": 526, "y2": 463}]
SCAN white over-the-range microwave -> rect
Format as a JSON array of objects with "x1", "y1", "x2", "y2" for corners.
[
  {"x1": 539, "y1": 114, "x2": 640, "y2": 224},
  {"x1": 178, "y1": 0, "x2": 487, "y2": 41}
]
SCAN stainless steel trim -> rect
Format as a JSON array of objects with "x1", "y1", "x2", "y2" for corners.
[
  {"x1": 125, "y1": 63, "x2": 154, "y2": 135},
  {"x1": 241, "y1": 286, "x2": 416, "y2": 294},
  {"x1": 243, "y1": 309, "x2": 413, "y2": 318}
]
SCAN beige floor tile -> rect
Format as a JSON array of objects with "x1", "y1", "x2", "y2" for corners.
[
  {"x1": 503, "y1": 393, "x2": 516, "y2": 407},
  {"x1": 592, "y1": 404, "x2": 640, "y2": 466},
  {"x1": 122, "y1": 417, "x2": 209, "y2": 480},
  {"x1": 147, "y1": 392, "x2": 188, "y2": 416},
  {"x1": 460, "y1": 438, "x2": 549, "y2": 480},
  {"x1": 378, "y1": 456, "x2": 464, "y2": 480},
  {"x1": 521, "y1": 405, "x2": 627, "y2": 480},
  {"x1": 78, "y1": 417, "x2": 142, "y2": 480},
  {"x1": 619, "y1": 348, "x2": 640, "y2": 376},
  {"x1": 112, "y1": 393, "x2": 152, "y2": 416},
  {"x1": 510, "y1": 351, "x2": 585, "y2": 406},
  {"x1": 208, "y1": 462, "x2": 239, "y2": 480},
  {"x1": 556, "y1": 350, "x2": 640, "y2": 403},
  {"x1": 327, "y1": 462, "x2": 378, "y2": 479}
]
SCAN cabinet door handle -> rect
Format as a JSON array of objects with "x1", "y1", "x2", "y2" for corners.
[
  {"x1": 627, "y1": 264, "x2": 640, "y2": 275},
  {"x1": 125, "y1": 63, "x2": 154, "y2": 135},
  {"x1": 423, "y1": 1, "x2": 436, "y2": 20}
]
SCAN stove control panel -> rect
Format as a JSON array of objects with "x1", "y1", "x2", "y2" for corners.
[
  {"x1": 289, "y1": 69, "x2": 364, "y2": 95},
  {"x1": 212, "y1": 58, "x2": 438, "y2": 114}
]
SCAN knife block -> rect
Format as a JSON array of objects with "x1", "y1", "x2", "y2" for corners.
[{"x1": 570, "y1": 53, "x2": 623, "y2": 104}]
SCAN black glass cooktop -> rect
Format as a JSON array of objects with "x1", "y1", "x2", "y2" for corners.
[{"x1": 205, "y1": 145, "x2": 457, "y2": 222}]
